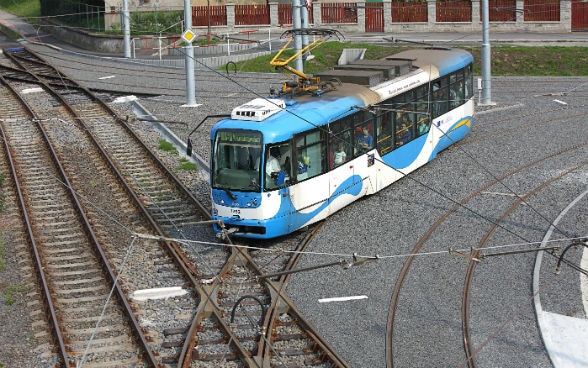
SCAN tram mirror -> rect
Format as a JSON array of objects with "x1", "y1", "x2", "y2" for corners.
[{"x1": 186, "y1": 138, "x2": 193, "y2": 157}]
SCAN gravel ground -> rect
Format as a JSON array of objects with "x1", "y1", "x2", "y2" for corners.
[
  {"x1": 285, "y1": 77, "x2": 588, "y2": 367},
  {"x1": 1, "y1": 35, "x2": 587, "y2": 367}
]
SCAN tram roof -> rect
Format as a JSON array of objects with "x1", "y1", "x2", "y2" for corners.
[
  {"x1": 212, "y1": 48, "x2": 473, "y2": 143},
  {"x1": 393, "y1": 48, "x2": 474, "y2": 76},
  {"x1": 212, "y1": 83, "x2": 379, "y2": 143}
]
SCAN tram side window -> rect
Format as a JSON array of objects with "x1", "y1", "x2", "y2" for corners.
[
  {"x1": 354, "y1": 121, "x2": 374, "y2": 155},
  {"x1": 295, "y1": 130, "x2": 325, "y2": 181},
  {"x1": 431, "y1": 80, "x2": 448, "y2": 118},
  {"x1": 329, "y1": 120, "x2": 353, "y2": 168},
  {"x1": 394, "y1": 108, "x2": 414, "y2": 147},
  {"x1": 414, "y1": 84, "x2": 431, "y2": 137},
  {"x1": 264, "y1": 141, "x2": 292, "y2": 190},
  {"x1": 464, "y1": 65, "x2": 473, "y2": 99},
  {"x1": 449, "y1": 73, "x2": 459, "y2": 109},
  {"x1": 376, "y1": 111, "x2": 393, "y2": 156}
]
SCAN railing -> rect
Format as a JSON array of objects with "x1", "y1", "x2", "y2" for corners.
[
  {"x1": 193, "y1": 6, "x2": 227, "y2": 27},
  {"x1": 436, "y1": 0, "x2": 472, "y2": 22},
  {"x1": 321, "y1": 2, "x2": 358, "y2": 23},
  {"x1": 278, "y1": 3, "x2": 314, "y2": 26},
  {"x1": 572, "y1": 0, "x2": 588, "y2": 31},
  {"x1": 524, "y1": 0, "x2": 560, "y2": 21},
  {"x1": 235, "y1": 4, "x2": 270, "y2": 26},
  {"x1": 485, "y1": 0, "x2": 517, "y2": 22},
  {"x1": 391, "y1": 1, "x2": 428, "y2": 23}
]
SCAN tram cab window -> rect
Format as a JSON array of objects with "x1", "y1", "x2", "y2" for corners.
[{"x1": 212, "y1": 130, "x2": 262, "y2": 192}]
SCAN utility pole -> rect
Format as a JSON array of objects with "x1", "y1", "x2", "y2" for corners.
[
  {"x1": 300, "y1": 0, "x2": 309, "y2": 55},
  {"x1": 480, "y1": 0, "x2": 493, "y2": 105},
  {"x1": 122, "y1": 0, "x2": 130, "y2": 58},
  {"x1": 184, "y1": 0, "x2": 197, "y2": 106},
  {"x1": 292, "y1": 0, "x2": 303, "y2": 73}
]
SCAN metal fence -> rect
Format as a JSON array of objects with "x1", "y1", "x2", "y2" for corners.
[
  {"x1": 436, "y1": 0, "x2": 472, "y2": 22},
  {"x1": 391, "y1": 2, "x2": 428, "y2": 23},
  {"x1": 234, "y1": 4, "x2": 270, "y2": 26},
  {"x1": 101, "y1": 0, "x2": 584, "y2": 35}
]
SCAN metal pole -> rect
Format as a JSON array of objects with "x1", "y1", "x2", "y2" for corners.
[
  {"x1": 480, "y1": 0, "x2": 493, "y2": 105},
  {"x1": 184, "y1": 0, "x2": 197, "y2": 106},
  {"x1": 123, "y1": 0, "x2": 131, "y2": 58},
  {"x1": 292, "y1": 0, "x2": 303, "y2": 72},
  {"x1": 300, "y1": 0, "x2": 309, "y2": 53}
]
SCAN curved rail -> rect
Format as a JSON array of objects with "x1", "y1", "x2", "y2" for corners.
[
  {"x1": 460, "y1": 162, "x2": 588, "y2": 367},
  {"x1": 386, "y1": 142, "x2": 588, "y2": 368}
]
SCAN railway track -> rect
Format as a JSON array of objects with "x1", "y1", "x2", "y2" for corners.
[
  {"x1": 386, "y1": 126, "x2": 588, "y2": 366},
  {"x1": 0, "y1": 46, "x2": 349, "y2": 367},
  {"x1": 459, "y1": 161, "x2": 588, "y2": 368},
  {"x1": 0, "y1": 72, "x2": 156, "y2": 367}
]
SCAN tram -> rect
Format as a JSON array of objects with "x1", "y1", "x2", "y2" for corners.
[{"x1": 209, "y1": 34, "x2": 474, "y2": 239}]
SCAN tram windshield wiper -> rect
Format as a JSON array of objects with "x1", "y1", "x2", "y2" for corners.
[{"x1": 224, "y1": 188, "x2": 237, "y2": 200}]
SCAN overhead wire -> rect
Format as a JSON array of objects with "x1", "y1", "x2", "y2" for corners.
[
  {"x1": 6, "y1": 13, "x2": 586, "y2": 367},
  {"x1": 65, "y1": 35, "x2": 586, "y2": 267},
  {"x1": 135, "y1": 231, "x2": 588, "y2": 265},
  {"x1": 17, "y1": 24, "x2": 588, "y2": 266}
]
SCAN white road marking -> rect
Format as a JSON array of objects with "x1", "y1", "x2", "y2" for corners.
[{"x1": 318, "y1": 295, "x2": 368, "y2": 303}]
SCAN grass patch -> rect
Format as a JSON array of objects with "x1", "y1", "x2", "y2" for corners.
[
  {"x1": 468, "y1": 45, "x2": 588, "y2": 76},
  {"x1": 0, "y1": 0, "x2": 40, "y2": 18},
  {"x1": 231, "y1": 42, "x2": 588, "y2": 77},
  {"x1": 176, "y1": 158, "x2": 197, "y2": 171},
  {"x1": 4, "y1": 283, "x2": 29, "y2": 306},
  {"x1": 158, "y1": 139, "x2": 178, "y2": 155},
  {"x1": 0, "y1": 23, "x2": 20, "y2": 40}
]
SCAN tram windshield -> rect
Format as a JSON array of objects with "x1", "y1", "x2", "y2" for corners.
[{"x1": 212, "y1": 130, "x2": 262, "y2": 192}]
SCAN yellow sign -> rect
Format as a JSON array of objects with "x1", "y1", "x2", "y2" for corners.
[{"x1": 181, "y1": 30, "x2": 196, "y2": 43}]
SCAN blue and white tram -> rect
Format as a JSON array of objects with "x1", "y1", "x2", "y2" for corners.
[{"x1": 210, "y1": 48, "x2": 474, "y2": 239}]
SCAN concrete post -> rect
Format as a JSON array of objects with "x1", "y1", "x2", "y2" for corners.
[
  {"x1": 357, "y1": 1, "x2": 365, "y2": 32},
  {"x1": 383, "y1": 0, "x2": 393, "y2": 33},
  {"x1": 427, "y1": 0, "x2": 436, "y2": 28},
  {"x1": 516, "y1": 0, "x2": 524, "y2": 26},
  {"x1": 226, "y1": 4, "x2": 235, "y2": 32},
  {"x1": 313, "y1": 0, "x2": 321, "y2": 27},
  {"x1": 561, "y1": 0, "x2": 572, "y2": 32},
  {"x1": 269, "y1": 1, "x2": 279, "y2": 28},
  {"x1": 471, "y1": 0, "x2": 481, "y2": 31}
]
